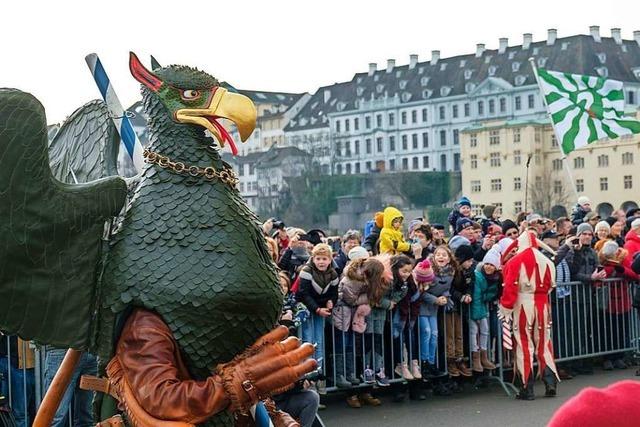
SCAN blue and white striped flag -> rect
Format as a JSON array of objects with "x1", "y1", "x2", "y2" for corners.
[{"x1": 85, "y1": 53, "x2": 145, "y2": 173}]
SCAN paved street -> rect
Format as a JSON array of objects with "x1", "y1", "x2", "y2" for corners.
[{"x1": 319, "y1": 368, "x2": 638, "y2": 426}]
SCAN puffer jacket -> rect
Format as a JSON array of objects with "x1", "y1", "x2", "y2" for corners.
[
  {"x1": 471, "y1": 265, "x2": 501, "y2": 320},
  {"x1": 333, "y1": 274, "x2": 369, "y2": 332},
  {"x1": 420, "y1": 270, "x2": 453, "y2": 316},
  {"x1": 379, "y1": 206, "x2": 410, "y2": 255}
]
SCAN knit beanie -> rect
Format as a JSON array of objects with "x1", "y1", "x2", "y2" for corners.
[
  {"x1": 456, "y1": 217, "x2": 474, "y2": 233},
  {"x1": 577, "y1": 196, "x2": 591, "y2": 207},
  {"x1": 454, "y1": 244, "x2": 474, "y2": 264},
  {"x1": 594, "y1": 220, "x2": 611, "y2": 234},
  {"x1": 408, "y1": 219, "x2": 423, "y2": 235},
  {"x1": 413, "y1": 259, "x2": 435, "y2": 283},
  {"x1": 311, "y1": 243, "x2": 332, "y2": 258},
  {"x1": 458, "y1": 196, "x2": 471, "y2": 208},
  {"x1": 482, "y1": 249, "x2": 501, "y2": 269},
  {"x1": 348, "y1": 246, "x2": 369, "y2": 261},
  {"x1": 449, "y1": 235, "x2": 471, "y2": 251},
  {"x1": 605, "y1": 216, "x2": 618, "y2": 227},
  {"x1": 576, "y1": 223, "x2": 593, "y2": 236},
  {"x1": 483, "y1": 204, "x2": 497, "y2": 218},
  {"x1": 633, "y1": 218, "x2": 640, "y2": 230},
  {"x1": 374, "y1": 211, "x2": 384, "y2": 229},
  {"x1": 600, "y1": 241, "x2": 619, "y2": 259},
  {"x1": 501, "y1": 219, "x2": 518, "y2": 235}
]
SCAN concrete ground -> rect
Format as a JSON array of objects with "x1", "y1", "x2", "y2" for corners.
[{"x1": 318, "y1": 368, "x2": 639, "y2": 426}]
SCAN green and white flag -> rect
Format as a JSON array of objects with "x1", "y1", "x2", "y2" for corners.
[{"x1": 537, "y1": 68, "x2": 640, "y2": 155}]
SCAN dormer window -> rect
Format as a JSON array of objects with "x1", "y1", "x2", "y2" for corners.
[
  {"x1": 533, "y1": 47, "x2": 540, "y2": 55},
  {"x1": 597, "y1": 53, "x2": 607, "y2": 64},
  {"x1": 561, "y1": 42, "x2": 569, "y2": 50},
  {"x1": 514, "y1": 75, "x2": 527, "y2": 86},
  {"x1": 376, "y1": 84, "x2": 384, "y2": 93},
  {"x1": 484, "y1": 55, "x2": 492, "y2": 64},
  {"x1": 337, "y1": 102, "x2": 346, "y2": 112},
  {"x1": 374, "y1": 74, "x2": 379, "y2": 82},
  {"x1": 440, "y1": 86, "x2": 451, "y2": 97},
  {"x1": 465, "y1": 82, "x2": 476, "y2": 93},
  {"x1": 508, "y1": 51, "x2": 516, "y2": 60},
  {"x1": 356, "y1": 87, "x2": 364, "y2": 96},
  {"x1": 633, "y1": 68, "x2": 640, "y2": 80},
  {"x1": 418, "y1": 67, "x2": 425, "y2": 74},
  {"x1": 401, "y1": 92, "x2": 412, "y2": 102},
  {"x1": 488, "y1": 66, "x2": 497, "y2": 76},
  {"x1": 622, "y1": 45, "x2": 628, "y2": 53},
  {"x1": 464, "y1": 69, "x2": 473, "y2": 80},
  {"x1": 512, "y1": 62, "x2": 521, "y2": 72},
  {"x1": 300, "y1": 118, "x2": 308, "y2": 126},
  {"x1": 596, "y1": 67, "x2": 608, "y2": 78},
  {"x1": 537, "y1": 57, "x2": 548, "y2": 68},
  {"x1": 422, "y1": 89, "x2": 433, "y2": 99},
  {"x1": 396, "y1": 70, "x2": 402, "y2": 78},
  {"x1": 440, "y1": 63, "x2": 447, "y2": 71},
  {"x1": 459, "y1": 59, "x2": 466, "y2": 68},
  {"x1": 399, "y1": 80, "x2": 408, "y2": 89},
  {"x1": 356, "y1": 77, "x2": 363, "y2": 84},
  {"x1": 330, "y1": 98, "x2": 337, "y2": 106},
  {"x1": 421, "y1": 76, "x2": 430, "y2": 86}
]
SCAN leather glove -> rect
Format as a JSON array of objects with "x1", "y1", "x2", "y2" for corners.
[{"x1": 216, "y1": 326, "x2": 316, "y2": 415}]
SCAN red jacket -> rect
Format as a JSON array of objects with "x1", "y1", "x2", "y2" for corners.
[
  {"x1": 601, "y1": 261, "x2": 638, "y2": 313},
  {"x1": 623, "y1": 230, "x2": 640, "y2": 268}
]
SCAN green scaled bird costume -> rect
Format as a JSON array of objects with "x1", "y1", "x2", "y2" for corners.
[{"x1": 0, "y1": 53, "x2": 294, "y2": 427}]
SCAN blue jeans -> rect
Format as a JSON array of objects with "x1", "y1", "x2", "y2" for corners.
[
  {"x1": 43, "y1": 349, "x2": 98, "y2": 427},
  {"x1": 419, "y1": 315, "x2": 438, "y2": 364},
  {"x1": 301, "y1": 314, "x2": 325, "y2": 370},
  {"x1": 0, "y1": 356, "x2": 35, "y2": 427}
]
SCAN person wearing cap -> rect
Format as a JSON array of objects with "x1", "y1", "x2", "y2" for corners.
[
  {"x1": 334, "y1": 230, "x2": 362, "y2": 276},
  {"x1": 501, "y1": 219, "x2": 519, "y2": 240},
  {"x1": 480, "y1": 204, "x2": 502, "y2": 236},
  {"x1": 623, "y1": 218, "x2": 640, "y2": 269},
  {"x1": 430, "y1": 223, "x2": 447, "y2": 246},
  {"x1": 526, "y1": 213, "x2": 548, "y2": 237},
  {"x1": 584, "y1": 211, "x2": 601, "y2": 230},
  {"x1": 447, "y1": 196, "x2": 473, "y2": 236},
  {"x1": 278, "y1": 231, "x2": 311, "y2": 283},
  {"x1": 571, "y1": 196, "x2": 592, "y2": 225}
]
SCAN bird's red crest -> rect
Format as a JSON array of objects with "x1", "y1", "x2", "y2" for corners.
[{"x1": 129, "y1": 52, "x2": 162, "y2": 92}]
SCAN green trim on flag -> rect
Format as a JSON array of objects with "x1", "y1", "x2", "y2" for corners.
[{"x1": 537, "y1": 68, "x2": 640, "y2": 155}]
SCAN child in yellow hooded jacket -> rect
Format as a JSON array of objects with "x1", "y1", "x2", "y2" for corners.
[{"x1": 379, "y1": 207, "x2": 411, "y2": 255}]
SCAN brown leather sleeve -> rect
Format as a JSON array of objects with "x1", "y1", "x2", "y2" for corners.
[{"x1": 115, "y1": 310, "x2": 229, "y2": 424}]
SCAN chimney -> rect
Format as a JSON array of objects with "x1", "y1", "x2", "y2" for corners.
[
  {"x1": 611, "y1": 28, "x2": 622, "y2": 45},
  {"x1": 635, "y1": 30, "x2": 640, "y2": 47},
  {"x1": 386, "y1": 58, "x2": 395, "y2": 73},
  {"x1": 409, "y1": 54, "x2": 418, "y2": 69},
  {"x1": 547, "y1": 28, "x2": 557, "y2": 46},
  {"x1": 475, "y1": 43, "x2": 485, "y2": 57},
  {"x1": 590, "y1": 25, "x2": 601, "y2": 42},
  {"x1": 499, "y1": 37, "x2": 508, "y2": 53},
  {"x1": 323, "y1": 89, "x2": 331, "y2": 103},
  {"x1": 368, "y1": 62, "x2": 377, "y2": 76},
  {"x1": 522, "y1": 33, "x2": 532, "y2": 50},
  {"x1": 430, "y1": 50, "x2": 440, "y2": 65}
]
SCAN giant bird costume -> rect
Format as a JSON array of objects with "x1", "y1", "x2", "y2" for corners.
[{"x1": 0, "y1": 53, "x2": 315, "y2": 426}]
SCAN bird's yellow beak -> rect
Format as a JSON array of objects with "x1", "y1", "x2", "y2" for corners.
[{"x1": 175, "y1": 87, "x2": 256, "y2": 155}]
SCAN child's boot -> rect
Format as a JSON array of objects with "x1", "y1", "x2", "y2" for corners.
[
  {"x1": 480, "y1": 350, "x2": 496, "y2": 370},
  {"x1": 471, "y1": 351, "x2": 483, "y2": 373}
]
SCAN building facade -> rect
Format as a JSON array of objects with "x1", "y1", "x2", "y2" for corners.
[{"x1": 460, "y1": 112, "x2": 640, "y2": 219}]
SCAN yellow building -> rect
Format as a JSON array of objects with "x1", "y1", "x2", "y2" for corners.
[{"x1": 460, "y1": 113, "x2": 640, "y2": 219}]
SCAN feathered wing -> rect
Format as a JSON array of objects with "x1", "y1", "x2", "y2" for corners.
[{"x1": 0, "y1": 89, "x2": 127, "y2": 350}]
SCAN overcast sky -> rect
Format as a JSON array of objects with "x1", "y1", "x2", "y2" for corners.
[{"x1": 3, "y1": 1, "x2": 639, "y2": 123}]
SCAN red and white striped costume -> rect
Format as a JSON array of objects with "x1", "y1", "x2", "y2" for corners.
[{"x1": 499, "y1": 231, "x2": 559, "y2": 385}]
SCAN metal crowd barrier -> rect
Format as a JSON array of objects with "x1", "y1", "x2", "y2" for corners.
[{"x1": 1, "y1": 279, "x2": 639, "y2": 423}]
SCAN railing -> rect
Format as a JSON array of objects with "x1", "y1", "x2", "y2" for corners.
[{"x1": 1, "y1": 279, "x2": 638, "y2": 423}]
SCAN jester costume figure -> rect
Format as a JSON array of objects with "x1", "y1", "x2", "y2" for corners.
[
  {"x1": 0, "y1": 53, "x2": 316, "y2": 426},
  {"x1": 499, "y1": 231, "x2": 559, "y2": 400}
]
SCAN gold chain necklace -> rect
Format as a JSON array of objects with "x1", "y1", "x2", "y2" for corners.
[{"x1": 143, "y1": 149, "x2": 239, "y2": 189}]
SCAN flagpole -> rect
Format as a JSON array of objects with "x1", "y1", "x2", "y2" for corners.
[{"x1": 528, "y1": 58, "x2": 579, "y2": 198}]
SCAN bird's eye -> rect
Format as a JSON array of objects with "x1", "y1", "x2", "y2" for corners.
[{"x1": 181, "y1": 89, "x2": 200, "y2": 100}]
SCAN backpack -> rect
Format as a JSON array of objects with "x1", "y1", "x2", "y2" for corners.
[{"x1": 364, "y1": 220, "x2": 375, "y2": 240}]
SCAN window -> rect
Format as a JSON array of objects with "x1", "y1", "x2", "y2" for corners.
[
  {"x1": 514, "y1": 201, "x2": 522, "y2": 213},
  {"x1": 439, "y1": 106, "x2": 445, "y2": 120},
  {"x1": 600, "y1": 177, "x2": 608, "y2": 191},
  {"x1": 453, "y1": 129, "x2": 459, "y2": 145},
  {"x1": 528, "y1": 94, "x2": 535, "y2": 108},
  {"x1": 489, "y1": 99, "x2": 495, "y2": 114},
  {"x1": 622, "y1": 152, "x2": 633, "y2": 165},
  {"x1": 628, "y1": 91, "x2": 636, "y2": 104},
  {"x1": 551, "y1": 134, "x2": 558, "y2": 147},
  {"x1": 422, "y1": 155, "x2": 429, "y2": 169},
  {"x1": 402, "y1": 158, "x2": 409, "y2": 170},
  {"x1": 554, "y1": 180, "x2": 562, "y2": 194},
  {"x1": 513, "y1": 128, "x2": 521, "y2": 143},
  {"x1": 490, "y1": 179, "x2": 502, "y2": 191},
  {"x1": 470, "y1": 133, "x2": 477, "y2": 147},
  {"x1": 440, "y1": 154, "x2": 447, "y2": 171},
  {"x1": 439, "y1": 130, "x2": 447, "y2": 146},
  {"x1": 365, "y1": 116, "x2": 371, "y2": 129},
  {"x1": 412, "y1": 133, "x2": 418, "y2": 149},
  {"x1": 355, "y1": 163, "x2": 361, "y2": 174},
  {"x1": 597, "y1": 154, "x2": 609, "y2": 167},
  {"x1": 489, "y1": 129, "x2": 500, "y2": 145},
  {"x1": 411, "y1": 110, "x2": 417, "y2": 123},
  {"x1": 345, "y1": 141, "x2": 351, "y2": 156},
  {"x1": 464, "y1": 103, "x2": 470, "y2": 117},
  {"x1": 499, "y1": 97, "x2": 506, "y2": 112},
  {"x1": 354, "y1": 140, "x2": 360, "y2": 155},
  {"x1": 376, "y1": 114, "x2": 382, "y2": 128},
  {"x1": 388, "y1": 113, "x2": 395, "y2": 126},
  {"x1": 335, "y1": 120, "x2": 341, "y2": 132},
  {"x1": 412, "y1": 156, "x2": 419, "y2": 169},
  {"x1": 401, "y1": 111, "x2": 407, "y2": 125},
  {"x1": 576, "y1": 178, "x2": 584, "y2": 192},
  {"x1": 422, "y1": 132, "x2": 429, "y2": 148},
  {"x1": 345, "y1": 119, "x2": 350, "y2": 132},
  {"x1": 471, "y1": 180, "x2": 481, "y2": 193},
  {"x1": 422, "y1": 108, "x2": 428, "y2": 122},
  {"x1": 490, "y1": 152, "x2": 501, "y2": 167},
  {"x1": 389, "y1": 136, "x2": 396, "y2": 152},
  {"x1": 535, "y1": 129, "x2": 542, "y2": 143},
  {"x1": 346, "y1": 163, "x2": 352, "y2": 174},
  {"x1": 366, "y1": 138, "x2": 372, "y2": 154},
  {"x1": 354, "y1": 118, "x2": 359, "y2": 130},
  {"x1": 389, "y1": 159, "x2": 395, "y2": 171},
  {"x1": 366, "y1": 161, "x2": 371, "y2": 171},
  {"x1": 535, "y1": 176, "x2": 542, "y2": 190},
  {"x1": 454, "y1": 153, "x2": 460, "y2": 171},
  {"x1": 452, "y1": 105, "x2": 459, "y2": 118},
  {"x1": 574, "y1": 157, "x2": 585, "y2": 169},
  {"x1": 335, "y1": 141, "x2": 341, "y2": 157},
  {"x1": 470, "y1": 154, "x2": 478, "y2": 169},
  {"x1": 336, "y1": 164, "x2": 343, "y2": 175},
  {"x1": 624, "y1": 175, "x2": 633, "y2": 189},
  {"x1": 552, "y1": 159, "x2": 563, "y2": 170},
  {"x1": 376, "y1": 137, "x2": 383, "y2": 152},
  {"x1": 515, "y1": 96, "x2": 522, "y2": 110},
  {"x1": 514, "y1": 177, "x2": 522, "y2": 190},
  {"x1": 514, "y1": 150, "x2": 521, "y2": 165},
  {"x1": 478, "y1": 101, "x2": 484, "y2": 115},
  {"x1": 402, "y1": 135, "x2": 408, "y2": 150},
  {"x1": 240, "y1": 182, "x2": 245, "y2": 192}
]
